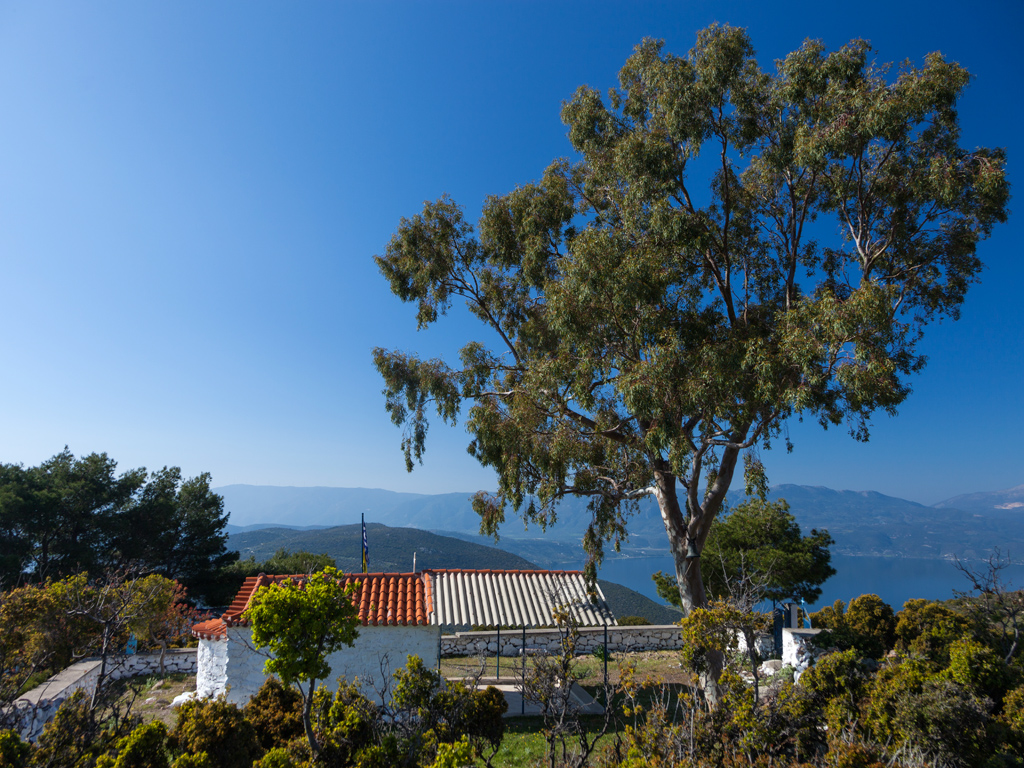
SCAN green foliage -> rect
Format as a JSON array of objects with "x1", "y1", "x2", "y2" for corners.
[
  {"x1": 678, "y1": 599, "x2": 771, "y2": 678},
  {"x1": 105, "y1": 721, "x2": 169, "y2": 768},
  {"x1": 169, "y1": 753, "x2": 215, "y2": 768},
  {"x1": 616, "y1": 615, "x2": 651, "y2": 626},
  {"x1": 0, "y1": 449, "x2": 235, "y2": 603},
  {"x1": 31, "y1": 689, "x2": 121, "y2": 768},
  {"x1": 252, "y1": 747, "x2": 301, "y2": 768},
  {"x1": 224, "y1": 550, "x2": 337, "y2": 591},
  {"x1": 391, "y1": 655, "x2": 508, "y2": 754},
  {"x1": 308, "y1": 656, "x2": 506, "y2": 768},
  {"x1": 701, "y1": 498, "x2": 835, "y2": 605},
  {"x1": 373, "y1": 25, "x2": 1007, "y2": 620},
  {"x1": 246, "y1": 567, "x2": 360, "y2": 696},
  {"x1": 895, "y1": 598, "x2": 972, "y2": 665},
  {"x1": 245, "y1": 567, "x2": 360, "y2": 758},
  {"x1": 310, "y1": 680, "x2": 378, "y2": 766},
  {"x1": 243, "y1": 677, "x2": 305, "y2": 752},
  {"x1": 946, "y1": 637, "x2": 1013, "y2": 701},
  {"x1": 168, "y1": 696, "x2": 260, "y2": 768},
  {"x1": 0, "y1": 730, "x2": 30, "y2": 768},
  {"x1": 810, "y1": 594, "x2": 896, "y2": 659}
]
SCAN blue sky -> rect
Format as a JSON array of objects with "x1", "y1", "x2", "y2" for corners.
[{"x1": 0, "y1": 0, "x2": 1020, "y2": 506}]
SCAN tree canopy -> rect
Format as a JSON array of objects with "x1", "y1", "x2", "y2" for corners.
[
  {"x1": 654, "y1": 497, "x2": 834, "y2": 606},
  {"x1": 0, "y1": 448, "x2": 236, "y2": 602},
  {"x1": 373, "y1": 25, "x2": 1008, "y2": 626},
  {"x1": 244, "y1": 567, "x2": 361, "y2": 758}
]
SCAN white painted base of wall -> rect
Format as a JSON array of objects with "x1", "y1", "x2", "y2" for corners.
[{"x1": 202, "y1": 625, "x2": 441, "y2": 706}]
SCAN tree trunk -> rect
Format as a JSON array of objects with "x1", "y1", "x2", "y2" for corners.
[
  {"x1": 654, "y1": 444, "x2": 743, "y2": 705},
  {"x1": 302, "y1": 680, "x2": 321, "y2": 759}
]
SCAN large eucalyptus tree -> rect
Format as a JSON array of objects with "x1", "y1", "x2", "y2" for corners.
[{"x1": 374, "y1": 26, "x2": 1008, "y2": 619}]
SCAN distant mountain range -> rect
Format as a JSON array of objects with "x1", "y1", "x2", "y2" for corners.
[{"x1": 217, "y1": 482, "x2": 1024, "y2": 562}]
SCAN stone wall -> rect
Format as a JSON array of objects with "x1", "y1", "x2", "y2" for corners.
[
  {"x1": 782, "y1": 628, "x2": 823, "y2": 674},
  {"x1": 10, "y1": 649, "x2": 197, "y2": 742},
  {"x1": 441, "y1": 624, "x2": 685, "y2": 657}
]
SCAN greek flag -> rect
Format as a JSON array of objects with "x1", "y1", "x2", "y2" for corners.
[{"x1": 361, "y1": 513, "x2": 368, "y2": 573}]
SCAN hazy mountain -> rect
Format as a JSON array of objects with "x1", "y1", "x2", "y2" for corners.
[
  {"x1": 229, "y1": 522, "x2": 537, "y2": 573},
  {"x1": 934, "y1": 484, "x2": 1024, "y2": 515},
  {"x1": 216, "y1": 482, "x2": 1024, "y2": 561}
]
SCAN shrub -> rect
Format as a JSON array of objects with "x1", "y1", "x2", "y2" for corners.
[
  {"x1": 0, "y1": 729, "x2": 30, "y2": 768},
  {"x1": 252, "y1": 747, "x2": 301, "y2": 768},
  {"x1": 243, "y1": 678, "x2": 305, "y2": 751},
  {"x1": 894, "y1": 599, "x2": 971, "y2": 665},
  {"x1": 31, "y1": 689, "x2": 120, "y2": 768},
  {"x1": 616, "y1": 616, "x2": 651, "y2": 626},
  {"x1": 844, "y1": 594, "x2": 896, "y2": 659},
  {"x1": 169, "y1": 696, "x2": 261, "y2": 768},
  {"x1": 800, "y1": 649, "x2": 869, "y2": 728},
  {"x1": 810, "y1": 595, "x2": 896, "y2": 659},
  {"x1": 104, "y1": 722, "x2": 169, "y2": 768},
  {"x1": 946, "y1": 637, "x2": 1012, "y2": 701},
  {"x1": 169, "y1": 753, "x2": 215, "y2": 768}
]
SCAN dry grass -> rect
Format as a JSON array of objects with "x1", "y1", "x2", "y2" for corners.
[{"x1": 112, "y1": 673, "x2": 196, "y2": 728}]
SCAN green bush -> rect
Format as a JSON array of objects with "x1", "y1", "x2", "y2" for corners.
[
  {"x1": 946, "y1": 637, "x2": 1012, "y2": 701},
  {"x1": 810, "y1": 594, "x2": 896, "y2": 659},
  {"x1": 243, "y1": 678, "x2": 305, "y2": 752},
  {"x1": 169, "y1": 753, "x2": 215, "y2": 768},
  {"x1": 895, "y1": 599, "x2": 971, "y2": 665},
  {"x1": 845, "y1": 594, "x2": 896, "y2": 659},
  {"x1": 0, "y1": 729, "x2": 31, "y2": 768},
  {"x1": 106, "y1": 722, "x2": 169, "y2": 768},
  {"x1": 31, "y1": 689, "x2": 120, "y2": 768},
  {"x1": 616, "y1": 616, "x2": 651, "y2": 626},
  {"x1": 252, "y1": 747, "x2": 301, "y2": 768},
  {"x1": 169, "y1": 696, "x2": 261, "y2": 768}
]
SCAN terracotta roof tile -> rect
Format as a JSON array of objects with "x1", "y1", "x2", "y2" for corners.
[{"x1": 191, "y1": 572, "x2": 433, "y2": 640}]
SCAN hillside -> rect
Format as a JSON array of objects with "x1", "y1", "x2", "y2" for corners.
[
  {"x1": 228, "y1": 523, "x2": 538, "y2": 573},
  {"x1": 217, "y1": 482, "x2": 1024, "y2": 562},
  {"x1": 598, "y1": 580, "x2": 682, "y2": 625}
]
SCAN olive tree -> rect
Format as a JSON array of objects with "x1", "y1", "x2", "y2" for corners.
[{"x1": 374, "y1": 26, "x2": 1008, "y2": 691}]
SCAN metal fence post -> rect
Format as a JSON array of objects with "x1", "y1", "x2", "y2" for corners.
[
  {"x1": 521, "y1": 624, "x2": 526, "y2": 715},
  {"x1": 603, "y1": 623, "x2": 608, "y2": 688},
  {"x1": 496, "y1": 625, "x2": 500, "y2": 680}
]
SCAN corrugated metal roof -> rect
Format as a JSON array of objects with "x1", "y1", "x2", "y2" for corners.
[{"x1": 424, "y1": 569, "x2": 616, "y2": 628}]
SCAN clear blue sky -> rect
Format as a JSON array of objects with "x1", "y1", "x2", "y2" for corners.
[{"x1": 0, "y1": 1, "x2": 1020, "y2": 506}]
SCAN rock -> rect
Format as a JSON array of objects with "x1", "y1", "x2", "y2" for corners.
[
  {"x1": 171, "y1": 692, "x2": 196, "y2": 708},
  {"x1": 759, "y1": 659, "x2": 783, "y2": 676}
]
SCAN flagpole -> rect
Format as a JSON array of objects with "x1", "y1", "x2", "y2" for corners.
[{"x1": 362, "y1": 513, "x2": 368, "y2": 574}]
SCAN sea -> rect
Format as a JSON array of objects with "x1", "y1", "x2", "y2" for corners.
[{"x1": 587, "y1": 553, "x2": 1024, "y2": 614}]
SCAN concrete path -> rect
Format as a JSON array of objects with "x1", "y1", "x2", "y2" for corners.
[{"x1": 453, "y1": 678, "x2": 605, "y2": 717}]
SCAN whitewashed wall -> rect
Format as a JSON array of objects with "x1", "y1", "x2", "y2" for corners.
[
  {"x1": 782, "y1": 628, "x2": 823, "y2": 672},
  {"x1": 215, "y1": 625, "x2": 440, "y2": 706},
  {"x1": 196, "y1": 638, "x2": 228, "y2": 699}
]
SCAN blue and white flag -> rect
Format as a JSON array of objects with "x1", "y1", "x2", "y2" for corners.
[{"x1": 361, "y1": 513, "x2": 368, "y2": 573}]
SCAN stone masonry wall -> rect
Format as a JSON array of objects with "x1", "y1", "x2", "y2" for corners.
[
  {"x1": 10, "y1": 649, "x2": 197, "y2": 742},
  {"x1": 441, "y1": 624, "x2": 685, "y2": 657}
]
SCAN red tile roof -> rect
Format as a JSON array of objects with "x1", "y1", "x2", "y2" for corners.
[{"x1": 191, "y1": 572, "x2": 432, "y2": 640}]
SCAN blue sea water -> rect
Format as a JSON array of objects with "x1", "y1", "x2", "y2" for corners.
[{"x1": 592, "y1": 553, "x2": 1024, "y2": 614}]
